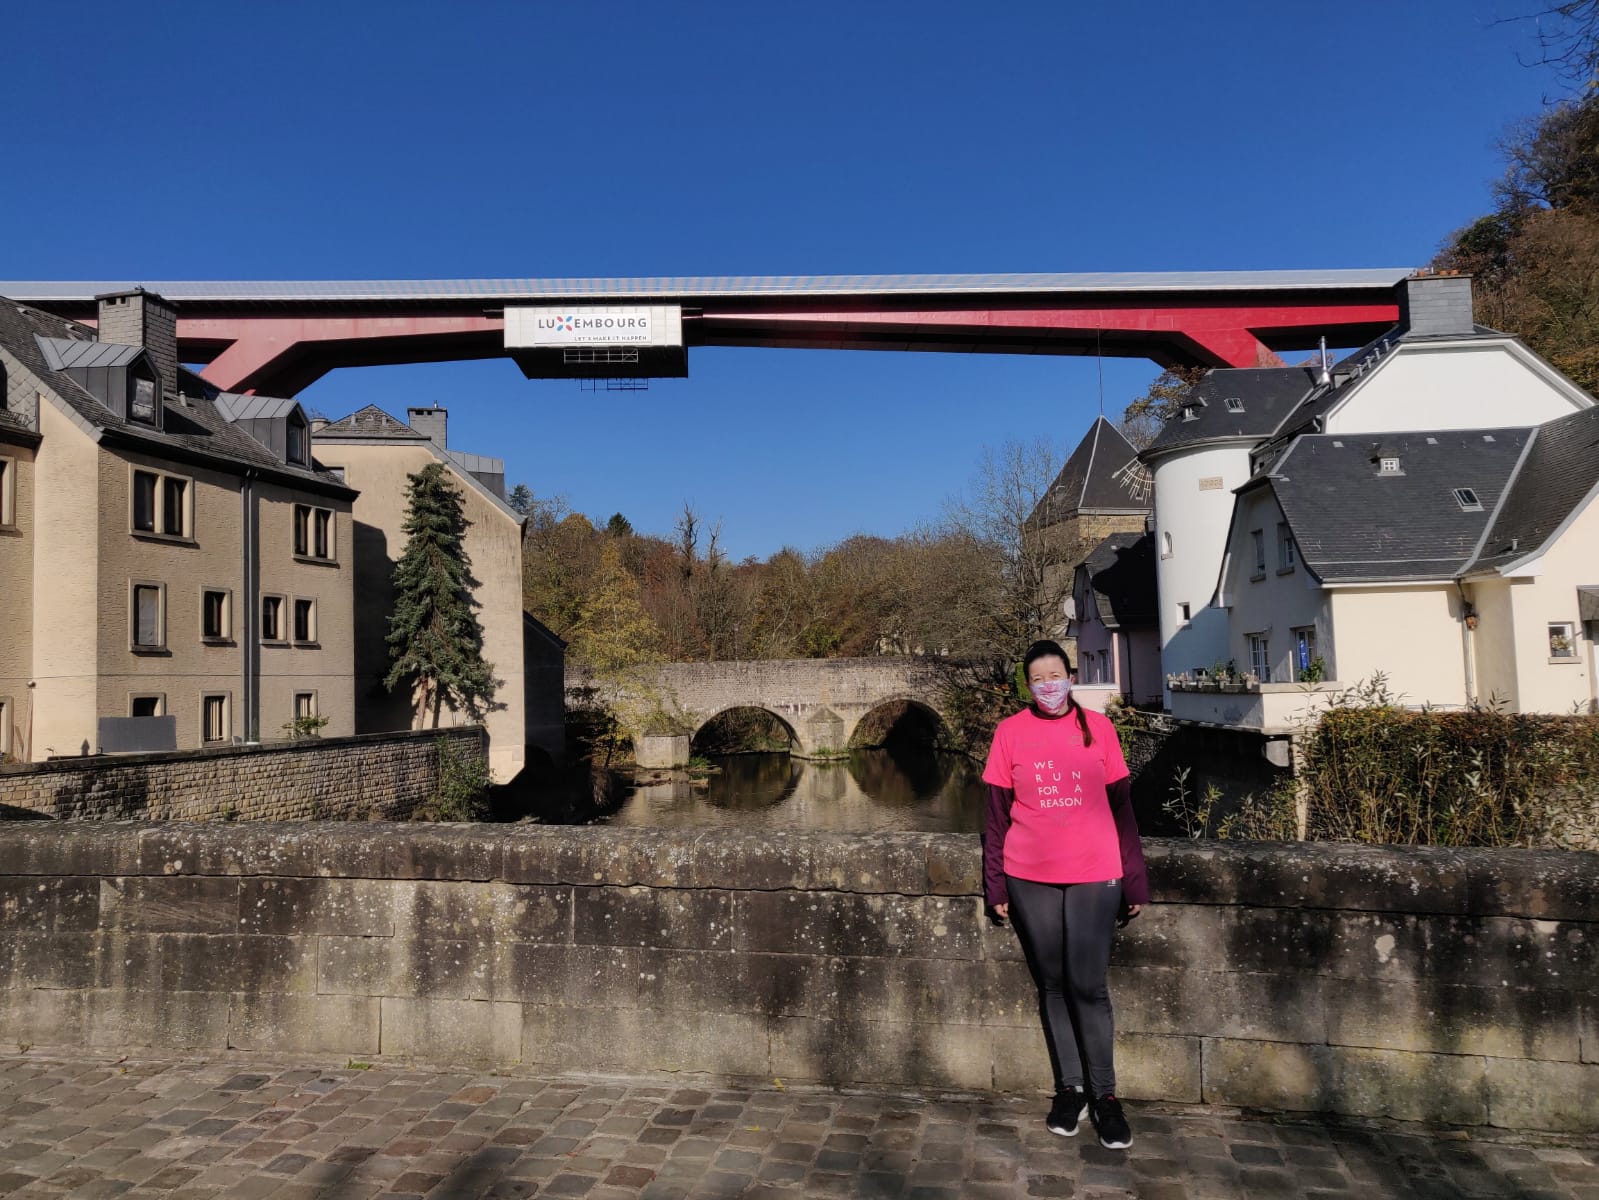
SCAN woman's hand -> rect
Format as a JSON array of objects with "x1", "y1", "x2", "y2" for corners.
[
  {"x1": 1125, "y1": 904, "x2": 1141, "y2": 918},
  {"x1": 994, "y1": 903, "x2": 1009, "y2": 920}
]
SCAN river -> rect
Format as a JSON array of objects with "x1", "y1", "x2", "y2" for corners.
[{"x1": 596, "y1": 747, "x2": 986, "y2": 833}]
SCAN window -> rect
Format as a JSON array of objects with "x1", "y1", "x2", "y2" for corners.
[
  {"x1": 1225, "y1": 397, "x2": 1245, "y2": 412},
  {"x1": 286, "y1": 416, "x2": 307, "y2": 465},
  {"x1": 1251, "y1": 529, "x2": 1266, "y2": 577},
  {"x1": 261, "y1": 594, "x2": 286, "y2": 643},
  {"x1": 201, "y1": 588, "x2": 232, "y2": 641},
  {"x1": 1293, "y1": 627, "x2": 1318, "y2": 678},
  {"x1": 130, "y1": 467, "x2": 190, "y2": 539},
  {"x1": 1178, "y1": 602, "x2": 1191, "y2": 624},
  {"x1": 293, "y1": 597, "x2": 317, "y2": 644},
  {"x1": 202, "y1": 694, "x2": 229, "y2": 743},
  {"x1": 1249, "y1": 634, "x2": 1271, "y2": 681},
  {"x1": 294, "y1": 692, "x2": 317, "y2": 721},
  {"x1": 1379, "y1": 456, "x2": 1402, "y2": 474},
  {"x1": 129, "y1": 374, "x2": 157, "y2": 424},
  {"x1": 1550, "y1": 622, "x2": 1578, "y2": 660},
  {"x1": 130, "y1": 694, "x2": 164, "y2": 718},
  {"x1": 1161, "y1": 531, "x2": 1173, "y2": 558},
  {"x1": 0, "y1": 456, "x2": 14, "y2": 528},
  {"x1": 1453, "y1": 487, "x2": 1483, "y2": 512},
  {"x1": 131, "y1": 582, "x2": 165, "y2": 650},
  {"x1": 1277, "y1": 522, "x2": 1296, "y2": 571},
  {"x1": 294, "y1": 505, "x2": 334, "y2": 561}
]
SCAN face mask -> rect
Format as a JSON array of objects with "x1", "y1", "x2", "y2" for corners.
[{"x1": 1030, "y1": 678, "x2": 1071, "y2": 714}]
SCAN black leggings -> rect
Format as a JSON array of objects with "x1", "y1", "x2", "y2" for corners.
[{"x1": 1005, "y1": 874, "x2": 1122, "y2": 1096}]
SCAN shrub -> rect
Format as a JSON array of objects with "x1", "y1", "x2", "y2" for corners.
[{"x1": 412, "y1": 736, "x2": 491, "y2": 822}]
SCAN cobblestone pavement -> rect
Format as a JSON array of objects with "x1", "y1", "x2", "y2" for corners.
[{"x1": 1, "y1": 1054, "x2": 1596, "y2": 1200}]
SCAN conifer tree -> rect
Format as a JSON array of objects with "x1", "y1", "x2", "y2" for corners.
[{"x1": 385, "y1": 463, "x2": 499, "y2": 726}]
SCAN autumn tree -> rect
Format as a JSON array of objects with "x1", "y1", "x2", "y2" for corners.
[
  {"x1": 569, "y1": 539, "x2": 662, "y2": 673},
  {"x1": 1118, "y1": 365, "x2": 1208, "y2": 449},
  {"x1": 522, "y1": 499, "x2": 602, "y2": 642},
  {"x1": 385, "y1": 463, "x2": 499, "y2": 727}
]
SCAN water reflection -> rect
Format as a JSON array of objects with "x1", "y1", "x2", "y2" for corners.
[{"x1": 605, "y1": 749, "x2": 984, "y2": 832}]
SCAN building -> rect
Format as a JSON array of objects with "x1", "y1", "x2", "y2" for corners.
[
  {"x1": 0, "y1": 291, "x2": 356, "y2": 761},
  {"x1": 1032, "y1": 416, "x2": 1152, "y2": 658},
  {"x1": 1069, "y1": 532, "x2": 1161, "y2": 710},
  {"x1": 1147, "y1": 273, "x2": 1598, "y2": 728},
  {"x1": 314, "y1": 405, "x2": 556, "y2": 782}
]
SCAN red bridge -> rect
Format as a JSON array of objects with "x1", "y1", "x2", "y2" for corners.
[{"x1": 1, "y1": 270, "x2": 1408, "y2": 396}]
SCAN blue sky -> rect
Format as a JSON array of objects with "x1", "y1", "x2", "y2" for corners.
[{"x1": 0, "y1": 1, "x2": 1574, "y2": 559}]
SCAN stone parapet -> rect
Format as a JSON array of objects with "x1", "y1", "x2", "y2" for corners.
[
  {"x1": 0, "y1": 826, "x2": 1593, "y2": 1131},
  {"x1": 0, "y1": 727, "x2": 484, "y2": 821}
]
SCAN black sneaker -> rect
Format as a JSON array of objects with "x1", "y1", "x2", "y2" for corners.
[
  {"x1": 1044, "y1": 1086, "x2": 1088, "y2": 1137},
  {"x1": 1091, "y1": 1094, "x2": 1132, "y2": 1149}
]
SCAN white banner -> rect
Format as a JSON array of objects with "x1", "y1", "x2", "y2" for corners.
[{"x1": 505, "y1": 305, "x2": 681, "y2": 348}]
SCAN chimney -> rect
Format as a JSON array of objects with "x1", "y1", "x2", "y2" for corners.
[
  {"x1": 1398, "y1": 273, "x2": 1475, "y2": 338},
  {"x1": 407, "y1": 405, "x2": 448, "y2": 447},
  {"x1": 96, "y1": 289, "x2": 179, "y2": 401}
]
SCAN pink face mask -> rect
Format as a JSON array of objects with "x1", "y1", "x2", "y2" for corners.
[{"x1": 1030, "y1": 678, "x2": 1072, "y2": 714}]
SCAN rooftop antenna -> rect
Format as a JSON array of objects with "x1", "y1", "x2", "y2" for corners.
[{"x1": 1317, "y1": 335, "x2": 1331, "y2": 386}]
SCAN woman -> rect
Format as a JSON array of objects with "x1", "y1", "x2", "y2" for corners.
[{"x1": 981, "y1": 639, "x2": 1148, "y2": 1150}]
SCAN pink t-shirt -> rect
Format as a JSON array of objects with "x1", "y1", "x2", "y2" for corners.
[{"x1": 982, "y1": 707, "x2": 1129, "y2": 886}]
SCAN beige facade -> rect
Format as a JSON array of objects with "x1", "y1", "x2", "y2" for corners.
[
  {"x1": 313, "y1": 430, "x2": 528, "y2": 783},
  {"x1": 1325, "y1": 586, "x2": 1471, "y2": 709},
  {"x1": 2, "y1": 292, "x2": 357, "y2": 762}
]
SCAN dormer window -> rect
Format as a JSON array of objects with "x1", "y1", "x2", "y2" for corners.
[
  {"x1": 286, "y1": 412, "x2": 308, "y2": 465},
  {"x1": 1453, "y1": 487, "x2": 1483, "y2": 512},
  {"x1": 1225, "y1": 397, "x2": 1245, "y2": 413},
  {"x1": 1181, "y1": 405, "x2": 1199, "y2": 422},
  {"x1": 129, "y1": 373, "x2": 157, "y2": 425}
]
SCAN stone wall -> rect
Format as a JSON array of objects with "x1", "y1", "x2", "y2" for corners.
[
  {"x1": 0, "y1": 728, "x2": 484, "y2": 821},
  {"x1": 0, "y1": 825, "x2": 1593, "y2": 1131}
]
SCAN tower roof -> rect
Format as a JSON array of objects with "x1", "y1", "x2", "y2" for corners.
[{"x1": 1036, "y1": 417, "x2": 1151, "y2": 525}]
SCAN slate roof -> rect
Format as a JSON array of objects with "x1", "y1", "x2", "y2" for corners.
[
  {"x1": 1144, "y1": 367, "x2": 1317, "y2": 455},
  {"x1": 35, "y1": 337, "x2": 143, "y2": 371},
  {"x1": 317, "y1": 405, "x2": 430, "y2": 440},
  {"x1": 214, "y1": 392, "x2": 302, "y2": 422},
  {"x1": 1260, "y1": 428, "x2": 1530, "y2": 582},
  {"x1": 1036, "y1": 417, "x2": 1150, "y2": 525},
  {"x1": 0, "y1": 296, "x2": 353, "y2": 498},
  {"x1": 1470, "y1": 404, "x2": 1599, "y2": 572},
  {"x1": 1077, "y1": 532, "x2": 1157, "y2": 629}
]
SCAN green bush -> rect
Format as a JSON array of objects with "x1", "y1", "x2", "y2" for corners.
[
  {"x1": 412, "y1": 736, "x2": 491, "y2": 822},
  {"x1": 1286, "y1": 706, "x2": 1599, "y2": 847}
]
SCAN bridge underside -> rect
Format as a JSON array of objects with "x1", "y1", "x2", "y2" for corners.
[{"x1": 12, "y1": 276, "x2": 1406, "y2": 395}]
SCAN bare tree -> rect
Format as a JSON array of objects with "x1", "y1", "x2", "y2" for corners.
[
  {"x1": 1501, "y1": 1, "x2": 1599, "y2": 91},
  {"x1": 944, "y1": 438, "x2": 1073, "y2": 655}
]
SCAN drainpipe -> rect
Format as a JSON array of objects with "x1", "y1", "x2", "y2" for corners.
[
  {"x1": 1456, "y1": 579, "x2": 1477, "y2": 706},
  {"x1": 241, "y1": 470, "x2": 259, "y2": 742}
]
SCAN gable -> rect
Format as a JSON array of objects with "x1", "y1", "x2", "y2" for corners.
[{"x1": 1325, "y1": 341, "x2": 1591, "y2": 437}]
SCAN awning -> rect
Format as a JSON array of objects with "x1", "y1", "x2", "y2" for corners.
[{"x1": 1580, "y1": 586, "x2": 1599, "y2": 623}]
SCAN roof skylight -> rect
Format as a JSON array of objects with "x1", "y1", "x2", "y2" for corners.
[{"x1": 1453, "y1": 487, "x2": 1483, "y2": 511}]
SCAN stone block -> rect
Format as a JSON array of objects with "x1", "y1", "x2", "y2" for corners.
[
  {"x1": 0, "y1": 986, "x2": 88, "y2": 1046},
  {"x1": 135, "y1": 823, "x2": 392, "y2": 880},
  {"x1": 1207, "y1": 906, "x2": 1335, "y2": 975},
  {"x1": 809, "y1": 833, "x2": 932, "y2": 895},
  {"x1": 397, "y1": 880, "x2": 570, "y2": 943},
  {"x1": 496, "y1": 942, "x2": 640, "y2": 1007},
  {"x1": 1324, "y1": 912, "x2": 1591, "y2": 991},
  {"x1": 574, "y1": 886, "x2": 732, "y2": 951},
  {"x1": 1117, "y1": 1033, "x2": 1203, "y2": 1102},
  {"x1": 522, "y1": 1004, "x2": 770, "y2": 1078},
  {"x1": 735, "y1": 891, "x2": 983, "y2": 960},
  {"x1": 688, "y1": 832, "x2": 813, "y2": 891},
  {"x1": 1461, "y1": 848, "x2": 1599, "y2": 922},
  {"x1": 379, "y1": 997, "x2": 521, "y2": 1063},
  {"x1": 0, "y1": 876, "x2": 98, "y2": 932},
  {"x1": 769, "y1": 1015, "x2": 990, "y2": 1091},
  {"x1": 502, "y1": 827, "x2": 694, "y2": 888},
  {"x1": 925, "y1": 837, "x2": 980, "y2": 896},
  {"x1": 1113, "y1": 968, "x2": 1325, "y2": 1044},
  {"x1": 98, "y1": 876, "x2": 239, "y2": 933},
  {"x1": 0, "y1": 825, "x2": 140, "y2": 877},
  {"x1": 1582, "y1": 997, "x2": 1598, "y2": 1064},
  {"x1": 228, "y1": 993, "x2": 379, "y2": 1056},
  {"x1": 1327, "y1": 978, "x2": 1581, "y2": 1062},
  {"x1": 320, "y1": 935, "x2": 498, "y2": 1001},
  {"x1": 0, "y1": 932, "x2": 99, "y2": 990},
  {"x1": 976, "y1": 958, "x2": 1040, "y2": 1028},
  {"x1": 635, "y1": 734, "x2": 689, "y2": 769},
  {"x1": 1483, "y1": 1059, "x2": 1599, "y2": 1132},
  {"x1": 834, "y1": 956, "x2": 991, "y2": 1027},
  {"x1": 1110, "y1": 905, "x2": 1225, "y2": 971},
  {"x1": 1200, "y1": 1037, "x2": 1488, "y2": 1125},
  {"x1": 238, "y1": 878, "x2": 394, "y2": 937},
  {"x1": 989, "y1": 1022, "x2": 1051, "y2": 1092},
  {"x1": 384, "y1": 826, "x2": 504, "y2": 882},
  {"x1": 81, "y1": 989, "x2": 230, "y2": 1052},
  {"x1": 92, "y1": 933, "x2": 317, "y2": 995}
]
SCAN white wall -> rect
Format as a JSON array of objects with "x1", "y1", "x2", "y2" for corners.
[
  {"x1": 1219, "y1": 489, "x2": 1329, "y2": 682},
  {"x1": 1327, "y1": 342, "x2": 1589, "y2": 435},
  {"x1": 1151, "y1": 442, "x2": 1253, "y2": 688},
  {"x1": 1327, "y1": 586, "x2": 1469, "y2": 708},
  {"x1": 1494, "y1": 491, "x2": 1599, "y2": 713}
]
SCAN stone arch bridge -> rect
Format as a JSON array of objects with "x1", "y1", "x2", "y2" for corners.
[{"x1": 566, "y1": 657, "x2": 953, "y2": 758}]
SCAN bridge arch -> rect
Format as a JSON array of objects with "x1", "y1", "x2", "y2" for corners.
[
  {"x1": 846, "y1": 695, "x2": 949, "y2": 750},
  {"x1": 689, "y1": 706, "x2": 799, "y2": 756}
]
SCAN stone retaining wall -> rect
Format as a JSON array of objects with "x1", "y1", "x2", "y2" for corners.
[
  {"x1": 0, "y1": 728, "x2": 484, "y2": 821},
  {"x1": 0, "y1": 825, "x2": 1593, "y2": 1131}
]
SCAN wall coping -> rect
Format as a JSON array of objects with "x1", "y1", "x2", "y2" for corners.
[
  {"x1": 0, "y1": 823, "x2": 1593, "y2": 922},
  {"x1": 0, "y1": 726, "x2": 484, "y2": 778}
]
